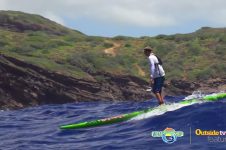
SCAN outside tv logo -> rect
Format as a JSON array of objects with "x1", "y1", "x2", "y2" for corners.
[{"x1": 151, "y1": 127, "x2": 184, "y2": 144}]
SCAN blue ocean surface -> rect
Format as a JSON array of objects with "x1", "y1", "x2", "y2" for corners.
[{"x1": 0, "y1": 93, "x2": 226, "y2": 150}]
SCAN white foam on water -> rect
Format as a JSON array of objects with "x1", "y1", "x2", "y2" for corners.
[
  {"x1": 130, "y1": 95, "x2": 211, "y2": 120},
  {"x1": 183, "y1": 90, "x2": 204, "y2": 100},
  {"x1": 130, "y1": 102, "x2": 192, "y2": 121}
]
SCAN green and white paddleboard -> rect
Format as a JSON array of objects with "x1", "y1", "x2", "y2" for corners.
[{"x1": 60, "y1": 93, "x2": 226, "y2": 130}]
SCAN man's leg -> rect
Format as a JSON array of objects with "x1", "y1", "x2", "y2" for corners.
[
  {"x1": 159, "y1": 76, "x2": 165, "y2": 104},
  {"x1": 153, "y1": 77, "x2": 165, "y2": 105},
  {"x1": 155, "y1": 92, "x2": 164, "y2": 105},
  {"x1": 159, "y1": 90, "x2": 164, "y2": 104}
]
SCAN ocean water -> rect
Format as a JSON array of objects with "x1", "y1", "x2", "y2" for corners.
[{"x1": 1, "y1": 93, "x2": 226, "y2": 150}]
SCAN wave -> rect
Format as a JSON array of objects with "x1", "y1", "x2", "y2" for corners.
[{"x1": 1, "y1": 91, "x2": 226, "y2": 150}]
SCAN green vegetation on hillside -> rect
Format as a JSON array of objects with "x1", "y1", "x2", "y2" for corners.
[{"x1": 0, "y1": 11, "x2": 226, "y2": 81}]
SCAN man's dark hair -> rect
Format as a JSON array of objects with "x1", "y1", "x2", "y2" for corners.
[{"x1": 143, "y1": 46, "x2": 153, "y2": 52}]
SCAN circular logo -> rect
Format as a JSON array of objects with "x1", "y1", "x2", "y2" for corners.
[{"x1": 161, "y1": 128, "x2": 177, "y2": 144}]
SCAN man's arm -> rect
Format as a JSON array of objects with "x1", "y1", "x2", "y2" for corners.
[{"x1": 149, "y1": 57, "x2": 155, "y2": 78}]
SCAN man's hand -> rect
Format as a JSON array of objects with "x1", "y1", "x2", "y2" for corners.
[{"x1": 150, "y1": 78, "x2": 154, "y2": 85}]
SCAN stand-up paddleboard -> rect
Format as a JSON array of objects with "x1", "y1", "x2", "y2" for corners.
[{"x1": 60, "y1": 93, "x2": 226, "y2": 130}]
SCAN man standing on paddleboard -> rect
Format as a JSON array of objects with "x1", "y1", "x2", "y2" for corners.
[{"x1": 143, "y1": 46, "x2": 165, "y2": 105}]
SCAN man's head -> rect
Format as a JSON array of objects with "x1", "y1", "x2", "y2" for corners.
[{"x1": 143, "y1": 46, "x2": 153, "y2": 57}]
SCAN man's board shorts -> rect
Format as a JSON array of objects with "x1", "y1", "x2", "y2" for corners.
[{"x1": 152, "y1": 76, "x2": 165, "y2": 94}]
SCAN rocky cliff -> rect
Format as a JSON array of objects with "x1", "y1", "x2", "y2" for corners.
[
  {"x1": 0, "y1": 54, "x2": 152, "y2": 110},
  {"x1": 1, "y1": 54, "x2": 225, "y2": 110}
]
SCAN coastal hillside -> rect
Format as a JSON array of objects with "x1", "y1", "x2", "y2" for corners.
[
  {"x1": 0, "y1": 11, "x2": 225, "y2": 109},
  {"x1": 1, "y1": 11, "x2": 226, "y2": 81}
]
